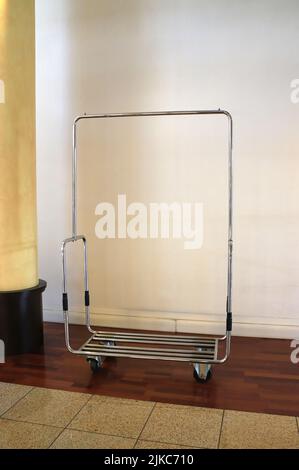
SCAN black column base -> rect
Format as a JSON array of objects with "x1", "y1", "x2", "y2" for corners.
[{"x1": 0, "y1": 280, "x2": 47, "y2": 356}]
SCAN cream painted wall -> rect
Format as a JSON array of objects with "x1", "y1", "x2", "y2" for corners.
[{"x1": 36, "y1": 0, "x2": 299, "y2": 338}]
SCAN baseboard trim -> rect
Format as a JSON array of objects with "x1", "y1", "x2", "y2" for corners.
[{"x1": 43, "y1": 308, "x2": 299, "y2": 340}]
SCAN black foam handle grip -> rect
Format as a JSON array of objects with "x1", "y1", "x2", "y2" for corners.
[
  {"x1": 62, "y1": 293, "x2": 68, "y2": 312},
  {"x1": 85, "y1": 290, "x2": 90, "y2": 307},
  {"x1": 226, "y1": 312, "x2": 232, "y2": 332}
]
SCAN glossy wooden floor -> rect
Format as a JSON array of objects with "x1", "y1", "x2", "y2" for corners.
[{"x1": 0, "y1": 322, "x2": 298, "y2": 416}]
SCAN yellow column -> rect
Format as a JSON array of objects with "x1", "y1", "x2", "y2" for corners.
[{"x1": 0, "y1": 0, "x2": 38, "y2": 291}]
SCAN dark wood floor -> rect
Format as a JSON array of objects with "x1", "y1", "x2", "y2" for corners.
[{"x1": 0, "y1": 322, "x2": 298, "y2": 416}]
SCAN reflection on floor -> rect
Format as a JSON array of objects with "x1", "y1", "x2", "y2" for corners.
[{"x1": 0, "y1": 381, "x2": 298, "y2": 449}]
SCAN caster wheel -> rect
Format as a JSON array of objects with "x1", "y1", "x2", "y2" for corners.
[
  {"x1": 193, "y1": 368, "x2": 212, "y2": 383},
  {"x1": 87, "y1": 358, "x2": 101, "y2": 372}
]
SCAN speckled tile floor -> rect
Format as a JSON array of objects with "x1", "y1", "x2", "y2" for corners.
[{"x1": 0, "y1": 381, "x2": 298, "y2": 449}]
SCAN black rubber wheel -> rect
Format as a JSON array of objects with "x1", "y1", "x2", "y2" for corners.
[
  {"x1": 88, "y1": 358, "x2": 101, "y2": 373},
  {"x1": 193, "y1": 368, "x2": 212, "y2": 383}
]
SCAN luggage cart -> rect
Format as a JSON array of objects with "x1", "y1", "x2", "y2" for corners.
[{"x1": 61, "y1": 109, "x2": 233, "y2": 383}]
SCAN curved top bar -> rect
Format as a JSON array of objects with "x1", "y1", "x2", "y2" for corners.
[{"x1": 74, "y1": 109, "x2": 232, "y2": 125}]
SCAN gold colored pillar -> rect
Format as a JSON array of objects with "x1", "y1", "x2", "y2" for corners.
[{"x1": 0, "y1": 0, "x2": 38, "y2": 291}]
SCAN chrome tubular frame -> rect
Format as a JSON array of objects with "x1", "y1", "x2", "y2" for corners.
[{"x1": 61, "y1": 109, "x2": 233, "y2": 371}]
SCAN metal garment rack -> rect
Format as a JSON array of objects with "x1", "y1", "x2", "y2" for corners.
[{"x1": 61, "y1": 109, "x2": 233, "y2": 382}]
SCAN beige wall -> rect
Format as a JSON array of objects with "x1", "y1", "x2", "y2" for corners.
[
  {"x1": 36, "y1": 0, "x2": 299, "y2": 338},
  {"x1": 0, "y1": 0, "x2": 38, "y2": 291}
]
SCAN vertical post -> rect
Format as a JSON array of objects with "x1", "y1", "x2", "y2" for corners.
[
  {"x1": 72, "y1": 121, "x2": 78, "y2": 239},
  {"x1": 226, "y1": 113, "x2": 233, "y2": 336}
]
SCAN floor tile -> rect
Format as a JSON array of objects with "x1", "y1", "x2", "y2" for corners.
[
  {"x1": 0, "y1": 382, "x2": 32, "y2": 416},
  {"x1": 69, "y1": 395, "x2": 154, "y2": 438},
  {"x1": 3, "y1": 387, "x2": 90, "y2": 427},
  {"x1": 82, "y1": 394, "x2": 154, "y2": 407},
  {"x1": 0, "y1": 418, "x2": 61, "y2": 449},
  {"x1": 135, "y1": 440, "x2": 195, "y2": 449},
  {"x1": 219, "y1": 410, "x2": 299, "y2": 449},
  {"x1": 140, "y1": 403, "x2": 223, "y2": 448},
  {"x1": 51, "y1": 429, "x2": 135, "y2": 449}
]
